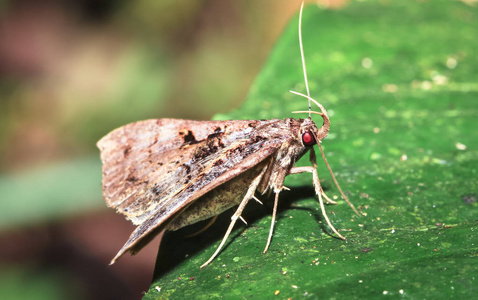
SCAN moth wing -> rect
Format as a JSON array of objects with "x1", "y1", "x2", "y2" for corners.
[
  {"x1": 98, "y1": 118, "x2": 290, "y2": 261},
  {"x1": 98, "y1": 118, "x2": 243, "y2": 222}
]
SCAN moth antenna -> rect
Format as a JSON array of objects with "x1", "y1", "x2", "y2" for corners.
[
  {"x1": 292, "y1": 110, "x2": 324, "y2": 116},
  {"x1": 290, "y1": 90, "x2": 328, "y2": 118},
  {"x1": 298, "y1": 1, "x2": 312, "y2": 118}
]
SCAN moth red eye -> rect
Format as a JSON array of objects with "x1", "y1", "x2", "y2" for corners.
[{"x1": 302, "y1": 131, "x2": 315, "y2": 146}]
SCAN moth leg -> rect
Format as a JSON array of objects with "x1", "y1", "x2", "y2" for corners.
[
  {"x1": 321, "y1": 190, "x2": 338, "y2": 205},
  {"x1": 184, "y1": 215, "x2": 218, "y2": 238},
  {"x1": 200, "y1": 166, "x2": 267, "y2": 268},
  {"x1": 289, "y1": 149, "x2": 346, "y2": 240},
  {"x1": 289, "y1": 165, "x2": 345, "y2": 240},
  {"x1": 263, "y1": 192, "x2": 279, "y2": 254},
  {"x1": 286, "y1": 179, "x2": 336, "y2": 205},
  {"x1": 308, "y1": 147, "x2": 337, "y2": 204}
]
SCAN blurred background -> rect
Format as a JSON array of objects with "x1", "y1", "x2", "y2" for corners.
[{"x1": 0, "y1": 0, "x2": 349, "y2": 299}]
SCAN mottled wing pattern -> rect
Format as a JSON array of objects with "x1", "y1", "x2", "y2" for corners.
[{"x1": 97, "y1": 118, "x2": 294, "y2": 257}]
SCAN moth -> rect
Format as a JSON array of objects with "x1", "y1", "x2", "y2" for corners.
[{"x1": 97, "y1": 3, "x2": 358, "y2": 268}]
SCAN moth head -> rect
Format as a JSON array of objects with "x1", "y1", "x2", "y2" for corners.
[
  {"x1": 292, "y1": 91, "x2": 331, "y2": 147},
  {"x1": 299, "y1": 113, "x2": 330, "y2": 147}
]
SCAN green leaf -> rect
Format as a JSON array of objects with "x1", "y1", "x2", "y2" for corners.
[{"x1": 146, "y1": 1, "x2": 477, "y2": 298}]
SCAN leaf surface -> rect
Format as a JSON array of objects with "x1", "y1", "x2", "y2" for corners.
[{"x1": 145, "y1": 1, "x2": 478, "y2": 298}]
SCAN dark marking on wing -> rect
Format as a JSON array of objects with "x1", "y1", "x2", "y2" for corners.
[
  {"x1": 213, "y1": 158, "x2": 224, "y2": 167},
  {"x1": 179, "y1": 130, "x2": 201, "y2": 150},
  {"x1": 182, "y1": 163, "x2": 191, "y2": 173},
  {"x1": 152, "y1": 185, "x2": 161, "y2": 196},
  {"x1": 126, "y1": 176, "x2": 138, "y2": 182},
  {"x1": 182, "y1": 130, "x2": 197, "y2": 144},
  {"x1": 124, "y1": 146, "x2": 132, "y2": 157},
  {"x1": 251, "y1": 135, "x2": 266, "y2": 143},
  {"x1": 207, "y1": 127, "x2": 224, "y2": 140},
  {"x1": 194, "y1": 137, "x2": 223, "y2": 160}
]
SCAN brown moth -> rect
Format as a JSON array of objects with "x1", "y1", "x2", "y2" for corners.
[{"x1": 97, "y1": 3, "x2": 358, "y2": 268}]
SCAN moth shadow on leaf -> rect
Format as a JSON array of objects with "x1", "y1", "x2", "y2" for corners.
[{"x1": 152, "y1": 184, "x2": 335, "y2": 280}]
